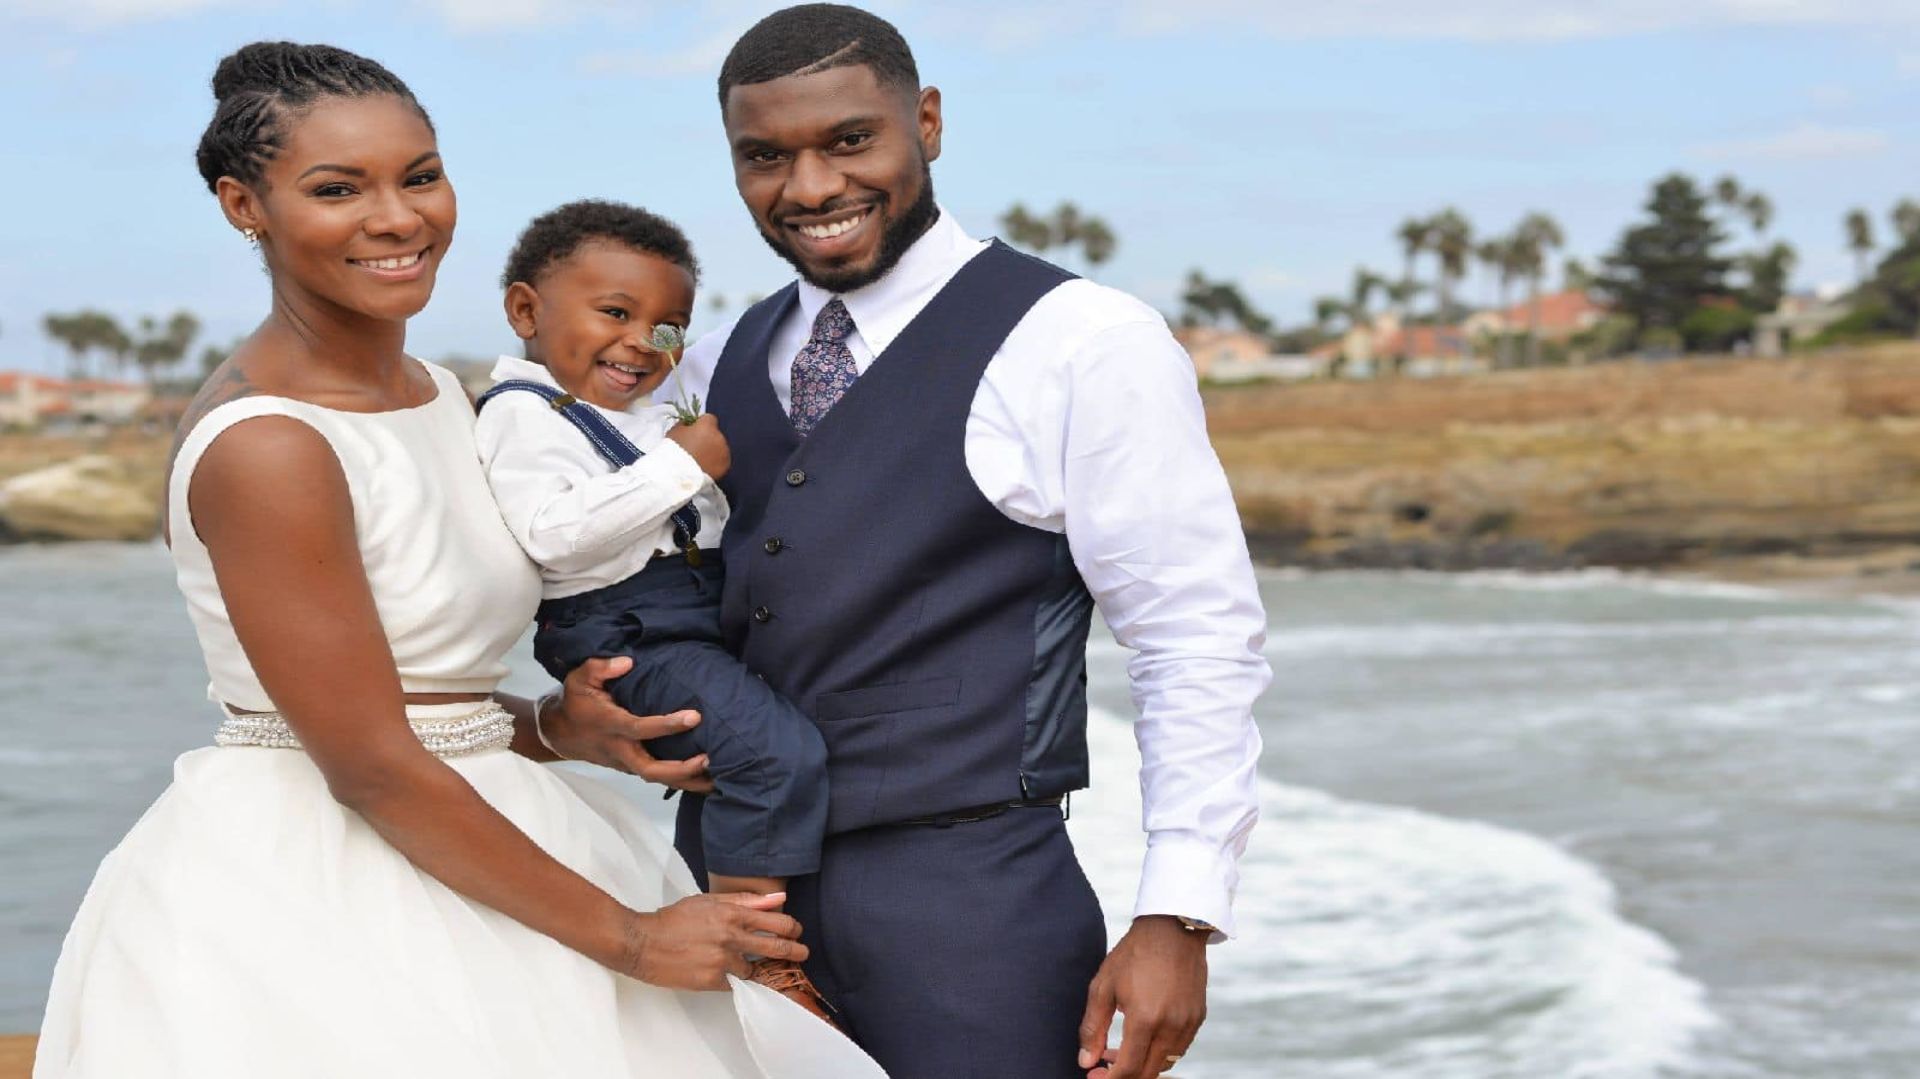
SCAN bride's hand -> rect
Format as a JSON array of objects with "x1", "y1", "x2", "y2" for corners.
[
  {"x1": 622, "y1": 892, "x2": 809, "y2": 990},
  {"x1": 549, "y1": 656, "x2": 717, "y2": 793}
]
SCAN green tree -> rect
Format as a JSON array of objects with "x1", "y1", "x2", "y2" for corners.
[
  {"x1": 1180, "y1": 270, "x2": 1272, "y2": 337},
  {"x1": 1079, "y1": 217, "x2": 1117, "y2": 272},
  {"x1": 1741, "y1": 242, "x2": 1797, "y2": 314},
  {"x1": 1846, "y1": 208, "x2": 1876, "y2": 286},
  {"x1": 1744, "y1": 192, "x2": 1774, "y2": 238},
  {"x1": 1396, "y1": 217, "x2": 1432, "y2": 317},
  {"x1": 1428, "y1": 207, "x2": 1474, "y2": 322},
  {"x1": 1477, "y1": 235, "x2": 1524, "y2": 367},
  {"x1": 1563, "y1": 257, "x2": 1594, "y2": 292},
  {"x1": 1312, "y1": 295, "x2": 1347, "y2": 335},
  {"x1": 1596, "y1": 173, "x2": 1734, "y2": 346},
  {"x1": 1892, "y1": 199, "x2": 1920, "y2": 247},
  {"x1": 1513, "y1": 212, "x2": 1566, "y2": 366},
  {"x1": 132, "y1": 311, "x2": 201, "y2": 387},
  {"x1": 999, "y1": 203, "x2": 1053, "y2": 255}
]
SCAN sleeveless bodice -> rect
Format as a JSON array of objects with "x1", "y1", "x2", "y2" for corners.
[{"x1": 167, "y1": 361, "x2": 542, "y2": 711}]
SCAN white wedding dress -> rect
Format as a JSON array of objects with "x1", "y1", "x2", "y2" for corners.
[{"x1": 34, "y1": 361, "x2": 885, "y2": 1079}]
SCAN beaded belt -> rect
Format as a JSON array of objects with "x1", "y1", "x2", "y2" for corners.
[{"x1": 215, "y1": 702, "x2": 515, "y2": 757}]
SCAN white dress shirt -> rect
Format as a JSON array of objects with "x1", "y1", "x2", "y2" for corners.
[
  {"x1": 475, "y1": 355, "x2": 729, "y2": 600},
  {"x1": 664, "y1": 210, "x2": 1270, "y2": 939}
]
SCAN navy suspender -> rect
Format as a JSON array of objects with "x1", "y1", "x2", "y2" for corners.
[{"x1": 477, "y1": 379, "x2": 702, "y2": 558}]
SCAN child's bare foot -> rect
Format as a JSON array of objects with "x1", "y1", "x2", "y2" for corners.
[{"x1": 749, "y1": 957, "x2": 841, "y2": 1030}]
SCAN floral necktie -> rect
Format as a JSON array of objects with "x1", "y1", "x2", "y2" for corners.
[{"x1": 790, "y1": 298, "x2": 858, "y2": 436}]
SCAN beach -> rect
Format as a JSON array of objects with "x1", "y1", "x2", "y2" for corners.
[{"x1": 4, "y1": 542, "x2": 1916, "y2": 1076}]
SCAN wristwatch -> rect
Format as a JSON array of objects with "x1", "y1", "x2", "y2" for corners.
[{"x1": 1175, "y1": 915, "x2": 1217, "y2": 935}]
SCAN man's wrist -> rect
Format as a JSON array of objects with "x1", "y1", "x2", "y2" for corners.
[{"x1": 1134, "y1": 914, "x2": 1213, "y2": 945}]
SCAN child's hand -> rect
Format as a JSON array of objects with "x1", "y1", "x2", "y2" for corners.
[{"x1": 666, "y1": 414, "x2": 731, "y2": 481}]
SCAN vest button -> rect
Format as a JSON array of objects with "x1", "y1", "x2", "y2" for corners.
[
  {"x1": 786, "y1": 469, "x2": 807, "y2": 487},
  {"x1": 764, "y1": 537, "x2": 784, "y2": 555},
  {"x1": 752, "y1": 606, "x2": 773, "y2": 623}
]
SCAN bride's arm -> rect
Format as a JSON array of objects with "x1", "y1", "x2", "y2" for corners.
[{"x1": 190, "y1": 416, "x2": 801, "y2": 989}]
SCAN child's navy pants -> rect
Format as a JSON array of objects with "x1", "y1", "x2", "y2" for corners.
[{"x1": 533, "y1": 554, "x2": 827, "y2": 879}]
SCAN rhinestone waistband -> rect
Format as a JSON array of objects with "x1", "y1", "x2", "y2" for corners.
[{"x1": 214, "y1": 702, "x2": 515, "y2": 758}]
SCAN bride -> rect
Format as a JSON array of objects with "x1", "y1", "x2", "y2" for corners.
[{"x1": 33, "y1": 41, "x2": 883, "y2": 1079}]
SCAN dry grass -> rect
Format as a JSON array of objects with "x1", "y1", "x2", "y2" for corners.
[{"x1": 0, "y1": 1036, "x2": 34, "y2": 1078}]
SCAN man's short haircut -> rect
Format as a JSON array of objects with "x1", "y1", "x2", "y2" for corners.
[
  {"x1": 717, "y1": 4, "x2": 919, "y2": 109},
  {"x1": 500, "y1": 199, "x2": 699, "y2": 290}
]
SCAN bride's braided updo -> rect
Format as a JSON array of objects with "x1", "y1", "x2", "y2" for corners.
[{"x1": 193, "y1": 41, "x2": 433, "y2": 194}]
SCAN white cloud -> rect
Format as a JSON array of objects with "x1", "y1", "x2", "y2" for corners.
[{"x1": 1696, "y1": 123, "x2": 1890, "y2": 162}]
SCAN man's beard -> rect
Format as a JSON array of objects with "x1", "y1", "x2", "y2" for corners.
[{"x1": 760, "y1": 162, "x2": 939, "y2": 294}]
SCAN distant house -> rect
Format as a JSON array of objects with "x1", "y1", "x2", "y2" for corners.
[
  {"x1": 1174, "y1": 325, "x2": 1275, "y2": 381},
  {"x1": 1463, "y1": 290, "x2": 1608, "y2": 342},
  {"x1": 0, "y1": 372, "x2": 150, "y2": 430},
  {"x1": 1755, "y1": 293, "x2": 1850, "y2": 357},
  {"x1": 0, "y1": 372, "x2": 66, "y2": 429},
  {"x1": 1321, "y1": 313, "x2": 1482, "y2": 378}
]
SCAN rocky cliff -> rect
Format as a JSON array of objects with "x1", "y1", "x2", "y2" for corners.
[{"x1": 1204, "y1": 346, "x2": 1920, "y2": 570}]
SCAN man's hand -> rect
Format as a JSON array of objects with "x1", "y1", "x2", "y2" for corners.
[
  {"x1": 547, "y1": 656, "x2": 716, "y2": 793},
  {"x1": 1078, "y1": 916, "x2": 1209, "y2": 1079}
]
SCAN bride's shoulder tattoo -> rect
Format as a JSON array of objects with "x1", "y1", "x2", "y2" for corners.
[{"x1": 167, "y1": 362, "x2": 261, "y2": 469}]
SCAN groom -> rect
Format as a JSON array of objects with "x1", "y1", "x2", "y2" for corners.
[{"x1": 554, "y1": 6, "x2": 1268, "y2": 1078}]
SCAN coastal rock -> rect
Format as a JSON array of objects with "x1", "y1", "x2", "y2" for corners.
[
  {"x1": 1208, "y1": 347, "x2": 1920, "y2": 571},
  {"x1": 0, "y1": 455, "x2": 160, "y2": 542}
]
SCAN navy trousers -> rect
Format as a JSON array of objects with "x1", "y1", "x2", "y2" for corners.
[
  {"x1": 679, "y1": 801, "x2": 1108, "y2": 1079},
  {"x1": 535, "y1": 556, "x2": 828, "y2": 879}
]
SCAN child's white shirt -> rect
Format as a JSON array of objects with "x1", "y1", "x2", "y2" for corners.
[{"x1": 475, "y1": 354, "x2": 729, "y2": 600}]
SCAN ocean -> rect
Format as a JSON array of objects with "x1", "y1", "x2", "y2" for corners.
[{"x1": 3, "y1": 542, "x2": 1916, "y2": 1077}]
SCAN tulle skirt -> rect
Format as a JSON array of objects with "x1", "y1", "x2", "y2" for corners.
[{"x1": 34, "y1": 709, "x2": 885, "y2": 1078}]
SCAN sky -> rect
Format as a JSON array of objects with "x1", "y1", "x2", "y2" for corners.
[{"x1": 6, "y1": 0, "x2": 1920, "y2": 374}]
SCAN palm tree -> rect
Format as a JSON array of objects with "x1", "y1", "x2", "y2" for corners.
[
  {"x1": 1312, "y1": 295, "x2": 1347, "y2": 336},
  {"x1": 1713, "y1": 175, "x2": 1743, "y2": 210},
  {"x1": 1428, "y1": 208, "x2": 1473, "y2": 323},
  {"x1": 1743, "y1": 242, "x2": 1797, "y2": 314},
  {"x1": 43, "y1": 313, "x2": 86, "y2": 377},
  {"x1": 1893, "y1": 199, "x2": 1920, "y2": 247},
  {"x1": 999, "y1": 203, "x2": 1052, "y2": 256},
  {"x1": 1078, "y1": 217, "x2": 1117, "y2": 274},
  {"x1": 1051, "y1": 203, "x2": 1084, "y2": 254},
  {"x1": 1382, "y1": 279, "x2": 1423, "y2": 374},
  {"x1": 1563, "y1": 257, "x2": 1594, "y2": 293},
  {"x1": 1514, "y1": 212, "x2": 1566, "y2": 366},
  {"x1": 1744, "y1": 192, "x2": 1774, "y2": 239},
  {"x1": 1845, "y1": 208, "x2": 1876, "y2": 286},
  {"x1": 1477, "y1": 236, "x2": 1524, "y2": 368},
  {"x1": 1396, "y1": 217, "x2": 1432, "y2": 317}
]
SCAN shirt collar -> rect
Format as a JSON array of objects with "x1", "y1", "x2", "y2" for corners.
[
  {"x1": 792, "y1": 206, "x2": 989, "y2": 356},
  {"x1": 488, "y1": 354, "x2": 677, "y2": 420},
  {"x1": 490, "y1": 354, "x2": 559, "y2": 389}
]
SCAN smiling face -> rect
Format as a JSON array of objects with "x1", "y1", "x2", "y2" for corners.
[
  {"x1": 724, "y1": 64, "x2": 942, "y2": 294},
  {"x1": 504, "y1": 243, "x2": 695, "y2": 411},
  {"x1": 217, "y1": 94, "x2": 453, "y2": 325}
]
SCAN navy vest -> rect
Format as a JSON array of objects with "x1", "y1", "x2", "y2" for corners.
[{"x1": 709, "y1": 241, "x2": 1095, "y2": 834}]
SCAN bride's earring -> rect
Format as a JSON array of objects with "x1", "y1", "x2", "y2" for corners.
[{"x1": 241, "y1": 227, "x2": 258, "y2": 245}]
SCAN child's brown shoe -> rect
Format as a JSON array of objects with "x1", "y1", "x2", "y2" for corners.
[{"x1": 748, "y1": 957, "x2": 841, "y2": 1030}]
